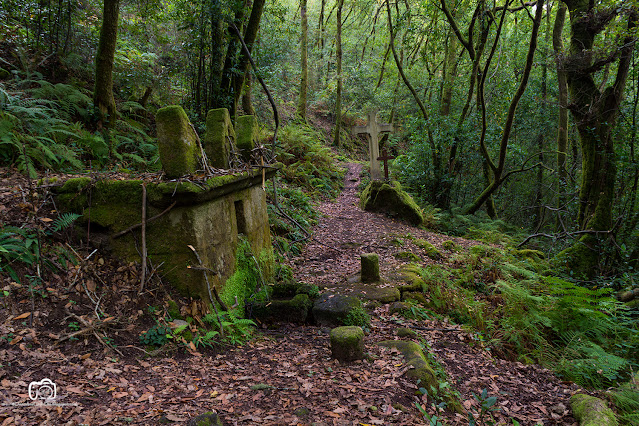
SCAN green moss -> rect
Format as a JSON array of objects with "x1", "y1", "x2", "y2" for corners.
[
  {"x1": 235, "y1": 115, "x2": 258, "y2": 162},
  {"x1": 553, "y1": 236, "x2": 599, "y2": 279},
  {"x1": 155, "y1": 105, "x2": 201, "y2": 178},
  {"x1": 251, "y1": 293, "x2": 312, "y2": 323},
  {"x1": 330, "y1": 326, "x2": 364, "y2": 361},
  {"x1": 361, "y1": 253, "x2": 380, "y2": 283},
  {"x1": 395, "y1": 251, "x2": 422, "y2": 262},
  {"x1": 415, "y1": 239, "x2": 442, "y2": 259},
  {"x1": 360, "y1": 180, "x2": 423, "y2": 225},
  {"x1": 378, "y1": 340, "x2": 463, "y2": 413},
  {"x1": 570, "y1": 394, "x2": 618, "y2": 426},
  {"x1": 344, "y1": 305, "x2": 370, "y2": 327},
  {"x1": 167, "y1": 299, "x2": 181, "y2": 320},
  {"x1": 441, "y1": 240, "x2": 459, "y2": 251},
  {"x1": 219, "y1": 237, "x2": 261, "y2": 316},
  {"x1": 203, "y1": 108, "x2": 236, "y2": 169}
]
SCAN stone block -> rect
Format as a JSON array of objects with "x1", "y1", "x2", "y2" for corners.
[
  {"x1": 203, "y1": 108, "x2": 236, "y2": 169},
  {"x1": 156, "y1": 105, "x2": 201, "y2": 178},
  {"x1": 250, "y1": 294, "x2": 312, "y2": 324},
  {"x1": 361, "y1": 253, "x2": 380, "y2": 283},
  {"x1": 235, "y1": 115, "x2": 259, "y2": 163},
  {"x1": 312, "y1": 294, "x2": 363, "y2": 327},
  {"x1": 330, "y1": 326, "x2": 364, "y2": 362}
]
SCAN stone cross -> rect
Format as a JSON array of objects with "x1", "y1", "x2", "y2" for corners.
[
  {"x1": 377, "y1": 148, "x2": 395, "y2": 180},
  {"x1": 352, "y1": 109, "x2": 393, "y2": 180}
]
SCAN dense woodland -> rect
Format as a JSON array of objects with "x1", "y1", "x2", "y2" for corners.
[{"x1": 1, "y1": 0, "x2": 639, "y2": 424}]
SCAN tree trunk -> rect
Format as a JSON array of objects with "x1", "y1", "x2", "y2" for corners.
[
  {"x1": 333, "y1": 0, "x2": 344, "y2": 147},
  {"x1": 296, "y1": 0, "x2": 308, "y2": 120},
  {"x1": 241, "y1": 73, "x2": 255, "y2": 116},
  {"x1": 553, "y1": 4, "x2": 569, "y2": 228},
  {"x1": 232, "y1": 0, "x2": 265, "y2": 120},
  {"x1": 465, "y1": 0, "x2": 544, "y2": 215},
  {"x1": 93, "y1": 0, "x2": 120, "y2": 129},
  {"x1": 554, "y1": 0, "x2": 636, "y2": 277}
]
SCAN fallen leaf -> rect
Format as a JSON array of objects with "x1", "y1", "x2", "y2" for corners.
[{"x1": 13, "y1": 312, "x2": 31, "y2": 320}]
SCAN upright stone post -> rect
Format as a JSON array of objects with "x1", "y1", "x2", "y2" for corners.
[
  {"x1": 203, "y1": 108, "x2": 236, "y2": 169},
  {"x1": 361, "y1": 253, "x2": 380, "y2": 283},
  {"x1": 155, "y1": 105, "x2": 201, "y2": 178},
  {"x1": 235, "y1": 115, "x2": 259, "y2": 163}
]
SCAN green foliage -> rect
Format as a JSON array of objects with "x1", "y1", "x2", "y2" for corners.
[
  {"x1": 139, "y1": 324, "x2": 172, "y2": 347},
  {"x1": 344, "y1": 305, "x2": 370, "y2": 327},
  {"x1": 203, "y1": 310, "x2": 256, "y2": 346},
  {"x1": 610, "y1": 386, "x2": 639, "y2": 426},
  {"x1": 468, "y1": 388, "x2": 500, "y2": 426},
  {"x1": 276, "y1": 123, "x2": 344, "y2": 199},
  {"x1": 0, "y1": 213, "x2": 80, "y2": 283}
]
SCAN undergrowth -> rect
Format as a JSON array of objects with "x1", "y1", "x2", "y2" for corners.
[
  {"x1": 402, "y1": 230, "x2": 639, "y2": 390},
  {"x1": 0, "y1": 79, "x2": 158, "y2": 176}
]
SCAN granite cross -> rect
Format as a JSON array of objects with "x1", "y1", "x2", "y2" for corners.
[
  {"x1": 377, "y1": 148, "x2": 395, "y2": 180},
  {"x1": 352, "y1": 109, "x2": 393, "y2": 180}
]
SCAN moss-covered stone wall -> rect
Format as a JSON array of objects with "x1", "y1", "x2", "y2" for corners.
[{"x1": 55, "y1": 169, "x2": 276, "y2": 301}]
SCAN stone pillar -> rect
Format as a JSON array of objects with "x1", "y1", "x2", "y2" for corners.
[
  {"x1": 330, "y1": 326, "x2": 364, "y2": 362},
  {"x1": 235, "y1": 115, "x2": 259, "y2": 163},
  {"x1": 203, "y1": 108, "x2": 236, "y2": 169},
  {"x1": 361, "y1": 253, "x2": 380, "y2": 283},
  {"x1": 155, "y1": 105, "x2": 201, "y2": 178}
]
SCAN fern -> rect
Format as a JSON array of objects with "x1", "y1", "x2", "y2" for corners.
[{"x1": 50, "y1": 213, "x2": 81, "y2": 233}]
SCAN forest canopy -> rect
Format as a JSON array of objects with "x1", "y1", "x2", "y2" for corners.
[{"x1": 0, "y1": 0, "x2": 638, "y2": 276}]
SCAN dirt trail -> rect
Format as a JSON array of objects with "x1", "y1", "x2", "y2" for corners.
[{"x1": 293, "y1": 162, "x2": 461, "y2": 291}]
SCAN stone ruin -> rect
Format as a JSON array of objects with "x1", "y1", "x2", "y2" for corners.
[{"x1": 55, "y1": 106, "x2": 277, "y2": 309}]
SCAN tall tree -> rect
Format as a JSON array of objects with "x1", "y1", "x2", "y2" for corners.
[
  {"x1": 297, "y1": 0, "x2": 309, "y2": 120},
  {"x1": 556, "y1": 0, "x2": 637, "y2": 276},
  {"x1": 93, "y1": 0, "x2": 120, "y2": 129},
  {"x1": 334, "y1": 0, "x2": 344, "y2": 147},
  {"x1": 553, "y1": 4, "x2": 569, "y2": 228}
]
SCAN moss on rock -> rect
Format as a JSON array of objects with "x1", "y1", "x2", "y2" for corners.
[
  {"x1": 415, "y1": 239, "x2": 442, "y2": 260},
  {"x1": 395, "y1": 251, "x2": 422, "y2": 262},
  {"x1": 330, "y1": 326, "x2": 364, "y2": 362},
  {"x1": 360, "y1": 180, "x2": 424, "y2": 226},
  {"x1": 235, "y1": 115, "x2": 258, "y2": 163},
  {"x1": 156, "y1": 105, "x2": 201, "y2": 178},
  {"x1": 441, "y1": 240, "x2": 459, "y2": 251},
  {"x1": 361, "y1": 253, "x2": 380, "y2": 283},
  {"x1": 313, "y1": 294, "x2": 364, "y2": 328},
  {"x1": 203, "y1": 108, "x2": 236, "y2": 169},
  {"x1": 250, "y1": 293, "x2": 312, "y2": 324},
  {"x1": 378, "y1": 340, "x2": 463, "y2": 413},
  {"x1": 570, "y1": 394, "x2": 618, "y2": 426}
]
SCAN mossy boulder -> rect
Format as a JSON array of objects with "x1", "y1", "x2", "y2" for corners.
[
  {"x1": 378, "y1": 340, "x2": 463, "y2": 413},
  {"x1": 269, "y1": 280, "x2": 319, "y2": 299},
  {"x1": 187, "y1": 411, "x2": 223, "y2": 426},
  {"x1": 203, "y1": 108, "x2": 236, "y2": 169},
  {"x1": 313, "y1": 294, "x2": 364, "y2": 327},
  {"x1": 156, "y1": 105, "x2": 201, "y2": 178},
  {"x1": 389, "y1": 301, "x2": 410, "y2": 315},
  {"x1": 235, "y1": 115, "x2": 259, "y2": 163},
  {"x1": 250, "y1": 294, "x2": 312, "y2": 324},
  {"x1": 360, "y1": 180, "x2": 423, "y2": 226},
  {"x1": 330, "y1": 326, "x2": 364, "y2": 362},
  {"x1": 570, "y1": 394, "x2": 618, "y2": 426}
]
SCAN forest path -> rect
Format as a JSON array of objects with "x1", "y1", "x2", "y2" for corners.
[{"x1": 293, "y1": 161, "x2": 462, "y2": 292}]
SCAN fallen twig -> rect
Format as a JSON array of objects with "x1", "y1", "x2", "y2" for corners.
[{"x1": 113, "y1": 201, "x2": 177, "y2": 238}]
